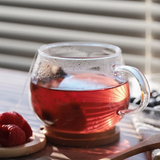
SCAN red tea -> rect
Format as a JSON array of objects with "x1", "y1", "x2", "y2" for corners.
[{"x1": 30, "y1": 73, "x2": 130, "y2": 133}]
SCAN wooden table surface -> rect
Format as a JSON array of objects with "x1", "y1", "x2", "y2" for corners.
[{"x1": 0, "y1": 68, "x2": 148, "y2": 160}]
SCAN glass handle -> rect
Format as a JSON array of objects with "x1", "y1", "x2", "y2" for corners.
[{"x1": 114, "y1": 65, "x2": 150, "y2": 115}]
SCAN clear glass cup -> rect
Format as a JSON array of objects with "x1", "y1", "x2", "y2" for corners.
[{"x1": 29, "y1": 42, "x2": 150, "y2": 134}]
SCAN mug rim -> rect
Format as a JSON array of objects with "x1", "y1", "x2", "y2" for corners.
[{"x1": 38, "y1": 42, "x2": 122, "y2": 60}]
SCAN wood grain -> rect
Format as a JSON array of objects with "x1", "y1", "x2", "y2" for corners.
[{"x1": 100, "y1": 134, "x2": 160, "y2": 160}]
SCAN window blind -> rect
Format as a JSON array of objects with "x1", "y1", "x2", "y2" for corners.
[{"x1": 0, "y1": 0, "x2": 160, "y2": 73}]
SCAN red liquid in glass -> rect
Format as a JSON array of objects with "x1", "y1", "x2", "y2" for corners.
[{"x1": 30, "y1": 73, "x2": 130, "y2": 133}]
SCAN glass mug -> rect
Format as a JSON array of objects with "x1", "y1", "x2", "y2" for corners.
[{"x1": 29, "y1": 42, "x2": 150, "y2": 136}]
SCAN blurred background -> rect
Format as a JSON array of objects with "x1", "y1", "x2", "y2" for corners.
[{"x1": 0, "y1": 0, "x2": 160, "y2": 74}]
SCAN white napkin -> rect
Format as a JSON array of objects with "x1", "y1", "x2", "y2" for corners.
[{"x1": 132, "y1": 117, "x2": 160, "y2": 160}]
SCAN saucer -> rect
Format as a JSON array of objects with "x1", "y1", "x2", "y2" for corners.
[
  {"x1": 41, "y1": 126, "x2": 120, "y2": 147},
  {"x1": 0, "y1": 132, "x2": 46, "y2": 158}
]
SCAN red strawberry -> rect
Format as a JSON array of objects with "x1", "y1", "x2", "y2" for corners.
[
  {"x1": 0, "y1": 124, "x2": 26, "y2": 147},
  {"x1": 0, "y1": 111, "x2": 24, "y2": 128},
  {"x1": 22, "y1": 119, "x2": 32, "y2": 141}
]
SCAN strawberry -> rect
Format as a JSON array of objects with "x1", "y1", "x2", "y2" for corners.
[
  {"x1": 0, "y1": 111, "x2": 24, "y2": 128},
  {"x1": 0, "y1": 124, "x2": 26, "y2": 147}
]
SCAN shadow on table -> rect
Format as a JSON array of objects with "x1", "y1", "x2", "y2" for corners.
[
  {"x1": 1, "y1": 120, "x2": 147, "y2": 160},
  {"x1": 55, "y1": 138, "x2": 130, "y2": 160},
  {"x1": 18, "y1": 138, "x2": 130, "y2": 160},
  {"x1": 2, "y1": 138, "x2": 127, "y2": 160},
  {"x1": 2, "y1": 136, "x2": 144, "y2": 160}
]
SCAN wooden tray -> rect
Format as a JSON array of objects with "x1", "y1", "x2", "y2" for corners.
[{"x1": 0, "y1": 132, "x2": 46, "y2": 158}]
